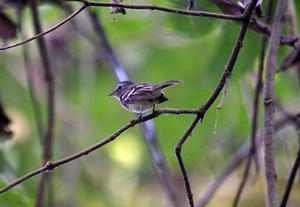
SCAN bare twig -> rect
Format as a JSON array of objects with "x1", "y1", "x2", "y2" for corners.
[
  {"x1": 0, "y1": 4, "x2": 87, "y2": 51},
  {"x1": 29, "y1": 0, "x2": 56, "y2": 206},
  {"x1": 263, "y1": 0, "x2": 288, "y2": 206},
  {"x1": 68, "y1": 0, "x2": 243, "y2": 21},
  {"x1": 18, "y1": 16, "x2": 44, "y2": 141},
  {"x1": 175, "y1": 115, "x2": 202, "y2": 207}
]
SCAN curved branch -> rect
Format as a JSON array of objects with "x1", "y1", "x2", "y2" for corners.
[
  {"x1": 263, "y1": 0, "x2": 288, "y2": 206},
  {"x1": 0, "y1": 108, "x2": 199, "y2": 194},
  {"x1": 0, "y1": 4, "x2": 87, "y2": 51}
]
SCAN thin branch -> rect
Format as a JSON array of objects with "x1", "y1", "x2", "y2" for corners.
[
  {"x1": 174, "y1": 1, "x2": 259, "y2": 206},
  {"x1": 231, "y1": 0, "x2": 273, "y2": 205},
  {"x1": 18, "y1": 15, "x2": 44, "y2": 141},
  {"x1": 263, "y1": 0, "x2": 288, "y2": 206},
  {"x1": 175, "y1": 115, "x2": 202, "y2": 207},
  {"x1": 0, "y1": 4, "x2": 87, "y2": 51},
  {"x1": 0, "y1": 108, "x2": 198, "y2": 194},
  {"x1": 69, "y1": 0, "x2": 243, "y2": 21},
  {"x1": 29, "y1": 0, "x2": 56, "y2": 206}
]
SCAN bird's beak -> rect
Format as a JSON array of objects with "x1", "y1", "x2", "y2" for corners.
[{"x1": 108, "y1": 91, "x2": 114, "y2": 96}]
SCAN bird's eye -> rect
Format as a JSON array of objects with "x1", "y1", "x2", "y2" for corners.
[{"x1": 116, "y1": 85, "x2": 123, "y2": 90}]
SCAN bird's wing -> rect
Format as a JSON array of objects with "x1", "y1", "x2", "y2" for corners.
[
  {"x1": 126, "y1": 92, "x2": 157, "y2": 103},
  {"x1": 125, "y1": 83, "x2": 158, "y2": 102},
  {"x1": 133, "y1": 83, "x2": 154, "y2": 92}
]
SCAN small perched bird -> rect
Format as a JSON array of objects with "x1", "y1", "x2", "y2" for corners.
[
  {"x1": 109, "y1": 80, "x2": 181, "y2": 116},
  {"x1": 110, "y1": 0, "x2": 126, "y2": 15}
]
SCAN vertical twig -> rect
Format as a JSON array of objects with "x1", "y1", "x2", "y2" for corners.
[
  {"x1": 231, "y1": 1, "x2": 273, "y2": 206},
  {"x1": 175, "y1": 115, "x2": 202, "y2": 207},
  {"x1": 29, "y1": 0, "x2": 56, "y2": 206},
  {"x1": 231, "y1": 35, "x2": 267, "y2": 207},
  {"x1": 263, "y1": 0, "x2": 288, "y2": 206},
  {"x1": 18, "y1": 14, "x2": 44, "y2": 142},
  {"x1": 86, "y1": 9, "x2": 180, "y2": 207}
]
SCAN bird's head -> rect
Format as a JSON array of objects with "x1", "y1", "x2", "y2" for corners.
[{"x1": 108, "y1": 81, "x2": 135, "y2": 99}]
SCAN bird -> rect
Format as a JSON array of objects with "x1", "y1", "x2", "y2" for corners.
[{"x1": 108, "y1": 80, "x2": 181, "y2": 116}]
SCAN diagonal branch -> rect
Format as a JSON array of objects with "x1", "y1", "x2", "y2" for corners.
[
  {"x1": 0, "y1": 4, "x2": 87, "y2": 51},
  {"x1": 29, "y1": 0, "x2": 56, "y2": 206},
  {"x1": 195, "y1": 113, "x2": 299, "y2": 207}
]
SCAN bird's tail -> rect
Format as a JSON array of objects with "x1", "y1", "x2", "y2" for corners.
[{"x1": 154, "y1": 80, "x2": 181, "y2": 90}]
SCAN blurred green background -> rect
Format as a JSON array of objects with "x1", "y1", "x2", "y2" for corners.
[{"x1": 0, "y1": 0, "x2": 300, "y2": 206}]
